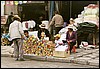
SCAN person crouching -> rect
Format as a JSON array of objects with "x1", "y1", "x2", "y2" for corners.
[{"x1": 66, "y1": 26, "x2": 77, "y2": 54}]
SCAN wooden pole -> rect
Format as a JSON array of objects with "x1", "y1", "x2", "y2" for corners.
[{"x1": 93, "y1": 33, "x2": 96, "y2": 45}]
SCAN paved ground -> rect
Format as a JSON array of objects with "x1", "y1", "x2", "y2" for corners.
[
  {"x1": 1, "y1": 57, "x2": 98, "y2": 68},
  {"x1": 1, "y1": 46, "x2": 99, "y2": 67}
]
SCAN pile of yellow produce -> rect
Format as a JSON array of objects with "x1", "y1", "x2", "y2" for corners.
[
  {"x1": 1, "y1": 38, "x2": 11, "y2": 46},
  {"x1": 23, "y1": 35, "x2": 55, "y2": 56}
]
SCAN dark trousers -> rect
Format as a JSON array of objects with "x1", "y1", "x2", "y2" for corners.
[
  {"x1": 69, "y1": 42, "x2": 76, "y2": 53},
  {"x1": 13, "y1": 38, "x2": 24, "y2": 59},
  {"x1": 55, "y1": 27, "x2": 63, "y2": 35}
]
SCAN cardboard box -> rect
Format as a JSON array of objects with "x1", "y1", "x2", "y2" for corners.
[{"x1": 53, "y1": 51, "x2": 70, "y2": 58}]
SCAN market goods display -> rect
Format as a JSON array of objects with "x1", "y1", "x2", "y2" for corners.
[
  {"x1": 83, "y1": 4, "x2": 99, "y2": 27},
  {"x1": 1, "y1": 33, "x2": 11, "y2": 46},
  {"x1": 53, "y1": 51, "x2": 70, "y2": 58},
  {"x1": 74, "y1": 4, "x2": 99, "y2": 28},
  {"x1": 1, "y1": 38, "x2": 11, "y2": 46},
  {"x1": 83, "y1": 4, "x2": 99, "y2": 16},
  {"x1": 23, "y1": 35, "x2": 55, "y2": 56},
  {"x1": 77, "y1": 22, "x2": 98, "y2": 33},
  {"x1": 23, "y1": 35, "x2": 38, "y2": 54}
]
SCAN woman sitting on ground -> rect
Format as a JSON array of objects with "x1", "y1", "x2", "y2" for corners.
[{"x1": 66, "y1": 26, "x2": 77, "y2": 54}]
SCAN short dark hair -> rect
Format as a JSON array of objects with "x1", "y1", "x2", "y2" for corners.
[
  {"x1": 68, "y1": 28, "x2": 73, "y2": 31},
  {"x1": 11, "y1": 12, "x2": 13, "y2": 15},
  {"x1": 55, "y1": 11, "x2": 59, "y2": 14},
  {"x1": 24, "y1": 30, "x2": 28, "y2": 34}
]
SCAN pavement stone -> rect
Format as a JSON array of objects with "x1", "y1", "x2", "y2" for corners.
[
  {"x1": 69, "y1": 54, "x2": 78, "y2": 58},
  {"x1": 94, "y1": 48, "x2": 99, "y2": 51},
  {"x1": 83, "y1": 50, "x2": 94, "y2": 54},
  {"x1": 23, "y1": 54, "x2": 47, "y2": 61},
  {"x1": 1, "y1": 46, "x2": 99, "y2": 67},
  {"x1": 84, "y1": 54, "x2": 97, "y2": 59},
  {"x1": 46, "y1": 56, "x2": 55, "y2": 62},
  {"x1": 77, "y1": 60, "x2": 88, "y2": 65},
  {"x1": 81, "y1": 52, "x2": 89, "y2": 55},
  {"x1": 52, "y1": 57, "x2": 65, "y2": 62},
  {"x1": 95, "y1": 51, "x2": 99, "y2": 54},
  {"x1": 76, "y1": 48, "x2": 84, "y2": 53},
  {"x1": 61, "y1": 58, "x2": 71, "y2": 63},
  {"x1": 75, "y1": 53, "x2": 83, "y2": 57},
  {"x1": 1, "y1": 53, "x2": 12, "y2": 57},
  {"x1": 94, "y1": 57, "x2": 99, "y2": 60},
  {"x1": 75, "y1": 57, "x2": 92, "y2": 61},
  {"x1": 87, "y1": 60, "x2": 99, "y2": 67},
  {"x1": 71, "y1": 59, "x2": 88, "y2": 65},
  {"x1": 67, "y1": 56, "x2": 75, "y2": 59},
  {"x1": 90, "y1": 49, "x2": 98, "y2": 53},
  {"x1": 92, "y1": 53, "x2": 99, "y2": 57}
]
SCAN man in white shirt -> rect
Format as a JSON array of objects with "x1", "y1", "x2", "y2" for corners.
[{"x1": 9, "y1": 15, "x2": 26, "y2": 61}]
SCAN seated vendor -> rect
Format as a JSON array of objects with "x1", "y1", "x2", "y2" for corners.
[
  {"x1": 54, "y1": 34, "x2": 68, "y2": 51},
  {"x1": 66, "y1": 26, "x2": 77, "y2": 54},
  {"x1": 54, "y1": 34, "x2": 64, "y2": 47},
  {"x1": 24, "y1": 30, "x2": 29, "y2": 38},
  {"x1": 68, "y1": 18, "x2": 75, "y2": 26}
]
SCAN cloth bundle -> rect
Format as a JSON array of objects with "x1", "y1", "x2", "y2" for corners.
[{"x1": 83, "y1": 4, "x2": 99, "y2": 16}]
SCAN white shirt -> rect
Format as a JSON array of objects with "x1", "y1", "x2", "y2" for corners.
[
  {"x1": 22, "y1": 20, "x2": 36, "y2": 30},
  {"x1": 28, "y1": 20, "x2": 36, "y2": 29},
  {"x1": 9, "y1": 20, "x2": 25, "y2": 40},
  {"x1": 22, "y1": 21, "x2": 28, "y2": 30}
]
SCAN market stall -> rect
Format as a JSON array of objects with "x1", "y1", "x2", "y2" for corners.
[
  {"x1": 58, "y1": 4, "x2": 99, "y2": 48},
  {"x1": 23, "y1": 30, "x2": 70, "y2": 58},
  {"x1": 74, "y1": 4, "x2": 99, "y2": 47},
  {"x1": 23, "y1": 35, "x2": 55, "y2": 56},
  {"x1": 23, "y1": 4, "x2": 99, "y2": 57}
]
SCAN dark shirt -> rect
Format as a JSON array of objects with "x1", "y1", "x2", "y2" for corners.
[
  {"x1": 66, "y1": 31, "x2": 77, "y2": 43},
  {"x1": 6, "y1": 15, "x2": 14, "y2": 27},
  {"x1": 35, "y1": 20, "x2": 42, "y2": 31}
]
